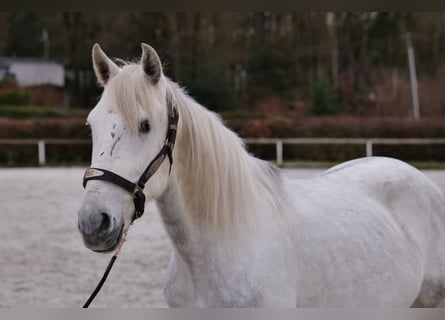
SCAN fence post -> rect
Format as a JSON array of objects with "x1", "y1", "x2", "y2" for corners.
[
  {"x1": 276, "y1": 140, "x2": 283, "y2": 165},
  {"x1": 366, "y1": 140, "x2": 373, "y2": 157},
  {"x1": 38, "y1": 140, "x2": 46, "y2": 165},
  {"x1": 404, "y1": 33, "x2": 420, "y2": 120}
]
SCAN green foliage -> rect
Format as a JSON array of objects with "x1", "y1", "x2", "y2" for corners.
[
  {"x1": 183, "y1": 61, "x2": 238, "y2": 112},
  {"x1": 2, "y1": 13, "x2": 445, "y2": 115},
  {"x1": 0, "y1": 90, "x2": 30, "y2": 106},
  {"x1": 5, "y1": 13, "x2": 44, "y2": 57},
  {"x1": 367, "y1": 12, "x2": 413, "y2": 68},
  {"x1": 310, "y1": 74, "x2": 341, "y2": 116},
  {"x1": 246, "y1": 42, "x2": 296, "y2": 100}
]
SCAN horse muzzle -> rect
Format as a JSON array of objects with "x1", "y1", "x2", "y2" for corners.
[{"x1": 78, "y1": 202, "x2": 124, "y2": 253}]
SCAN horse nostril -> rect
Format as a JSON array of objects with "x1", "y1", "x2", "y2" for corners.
[{"x1": 99, "y1": 212, "x2": 111, "y2": 232}]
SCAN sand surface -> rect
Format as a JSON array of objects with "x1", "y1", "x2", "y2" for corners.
[{"x1": 1, "y1": 166, "x2": 445, "y2": 307}]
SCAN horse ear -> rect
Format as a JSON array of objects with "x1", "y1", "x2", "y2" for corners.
[
  {"x1": 141, "y1": 43, "x2": 162, "y2": 84},
  {"x1": 92, "y1": 43, "x2": 119, "y2": 86}
]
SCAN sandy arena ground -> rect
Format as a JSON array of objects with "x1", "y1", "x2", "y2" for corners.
[{"x1": 1, "y1": 166, "x2": 445, "y2": 307}]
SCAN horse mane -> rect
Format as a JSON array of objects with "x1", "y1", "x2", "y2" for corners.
[
  {"x1": 166, "y1": 79, "x2": 289, "y2": 233},
  {"x1": 108, "y1": 62, "x2": 289, "y2": 233}
]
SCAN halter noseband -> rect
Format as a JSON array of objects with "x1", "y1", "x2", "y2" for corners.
[{"x1": 82, "y1": 88, "x2": 179, "y2": 222}]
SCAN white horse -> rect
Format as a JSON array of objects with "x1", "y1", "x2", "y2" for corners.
[{"x1": 78, "y1": 43, "x2": 445, "y2": 307}]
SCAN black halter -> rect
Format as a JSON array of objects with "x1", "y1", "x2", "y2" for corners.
[{"x1": 82, "y1": 89, "x2": 179, "y2": 222}]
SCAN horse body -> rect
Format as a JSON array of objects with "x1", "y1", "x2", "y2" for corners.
[
  {"x1": 158, "y1": 96, "x2": 445, "y2": 306},
  {"x1": 288, "y1": 157, "x2": 445, "y2": 307},
  {"x1": 78, "y1": 43, "x2": 445, "y2": 307}
]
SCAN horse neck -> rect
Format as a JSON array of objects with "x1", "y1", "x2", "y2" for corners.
[{"x1": 166, "y1": 82, "x2": 285, "y2": 236}]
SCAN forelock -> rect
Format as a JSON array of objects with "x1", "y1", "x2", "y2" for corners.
[{"x1": 106, "y1": 63, "x2": 165, "y2": 134}]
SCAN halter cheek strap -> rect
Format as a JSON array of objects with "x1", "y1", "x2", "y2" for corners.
[{"x1": 82, "y1": 88, "x2": 179, "y2": 222}]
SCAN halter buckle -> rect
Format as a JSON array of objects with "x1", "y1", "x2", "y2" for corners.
[{"x1": 133, "y1": 190, "x2": 146, "y2": 220}]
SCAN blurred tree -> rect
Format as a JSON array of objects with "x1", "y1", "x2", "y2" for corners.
[
  {"x1": 310, "y1": 72, "x2": 341, "y2": 116},
  {"x1": 5, "y1": 13, "x2": 44, "y2": 57},
  {"x1": 367, "y1": 12, "x2": 414, "y2": 68},
  {"x1": 1, "y1": 12, "x2": 445, "y2": 117}
]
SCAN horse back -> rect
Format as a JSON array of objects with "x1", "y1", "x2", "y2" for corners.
[{"x1": 318, "y1": 156, "x2": 445, "y2": 250}]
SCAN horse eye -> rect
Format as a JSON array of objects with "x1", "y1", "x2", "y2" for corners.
[{"x1": 139, "y1": 119, "x2": 150, "y2": 133}]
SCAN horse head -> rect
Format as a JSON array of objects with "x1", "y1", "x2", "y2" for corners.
[{"x1": 78, "y1": 43, "x2": 177, "y2": 252}]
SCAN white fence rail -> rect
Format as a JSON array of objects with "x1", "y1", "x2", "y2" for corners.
[
  {"x1": 1, "y1": 138, "x2": 445, "y2": 165},
  {"x1": 244, "y1": 138, "x2": 445, "y2": 165},
  {"x1": 0, "y1": 139, "x2": 91, "y2": 165}
]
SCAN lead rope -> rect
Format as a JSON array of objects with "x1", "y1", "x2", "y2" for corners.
[{"x1": 82, "y1": 230, "x2": 128, "y2": 308}]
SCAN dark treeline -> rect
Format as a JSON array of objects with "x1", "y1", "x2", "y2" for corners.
[{"x1": 2, "y1": 12, "x2": 445, "y2": 117}]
